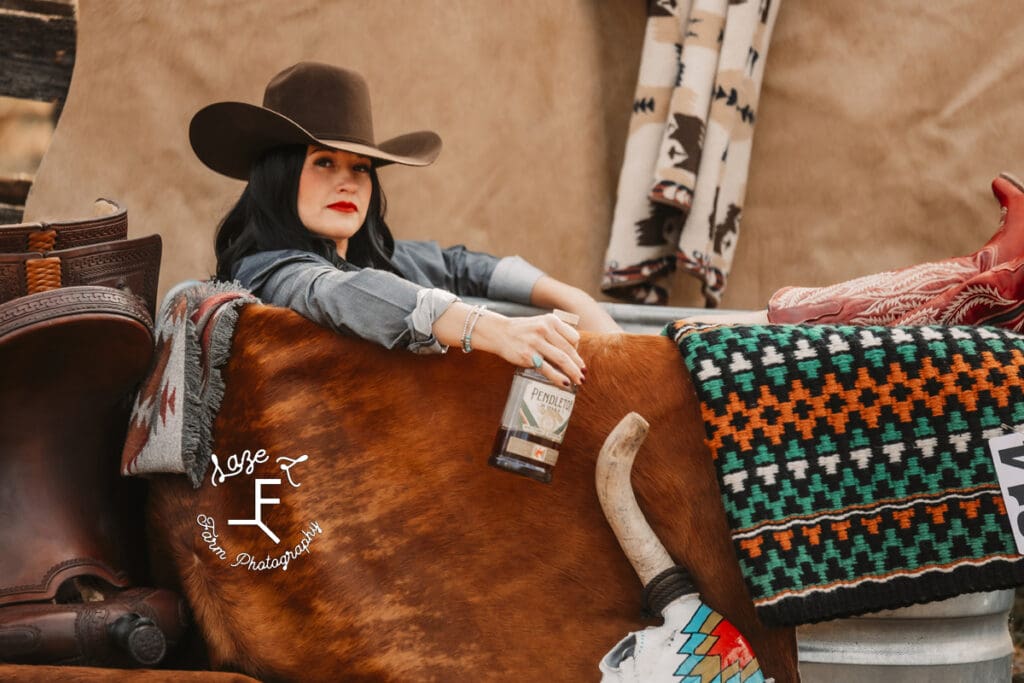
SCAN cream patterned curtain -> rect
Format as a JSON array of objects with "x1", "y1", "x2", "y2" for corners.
[{"x1": 602, "y1": 0, "x2": 781, "y2": 306}]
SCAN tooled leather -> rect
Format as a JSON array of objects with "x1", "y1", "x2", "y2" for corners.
[
  {"x1": 0, "y1": 235, "x2": 161, "y2": 314},
  {"x1": 0, "y1": 205, "x2": 127, "y2": 253},
  {"x1": 0, "y1": 558, "x2": 129, "y2": 605},
  {"x1": 75, "y1": 604, "x2": 108, "y2": 664},
  {"x1": 0, "y1": 292, "x2": 154, "y2": 607},
  {"x1": 0, "y1": 588, "x2": 186, "y2": 665},
  {"x1": 0, "y1": 209, "x2": 173, "y2": 662},
  {"x1": 57, "y1": 235, "x2": 161, "y2": 315},
  {"x1": 0, "y1": 286, "x2": 152, "y2": 337},
  {"x1": 0, "y1": 261, "x2": 23, "y2": 299}
]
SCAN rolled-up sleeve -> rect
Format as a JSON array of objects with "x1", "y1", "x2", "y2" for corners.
[
  {"x1": 234, "y1": 250, "x2": 456, "y2": 353},
  {"x1": 393, "y1": 241, "x2": 546, "y2": 305},
  {"x1": 486, "y1": 255, "x2": 546, "y2": 304}
]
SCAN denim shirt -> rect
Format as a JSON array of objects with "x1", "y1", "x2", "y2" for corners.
[{"x1": 233, "y1": 240, "x2": 545, "y2": 353}]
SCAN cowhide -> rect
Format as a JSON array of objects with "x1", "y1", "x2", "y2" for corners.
[{"x1": 146, "y1": 304, "x2": 799, "y2": 682}]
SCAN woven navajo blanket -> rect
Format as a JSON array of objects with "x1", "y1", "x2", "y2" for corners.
[
  {"x1": 121, "y1": 280, "x2": 259, "y2": 486},
  {"x1": 671, "y1": 322, "x2": 1024, "y2": 626}
]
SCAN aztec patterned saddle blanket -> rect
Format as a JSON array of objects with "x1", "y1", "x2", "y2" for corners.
[{"x1": 671, "y1": 322, "x2": 1024, "y2": 626}]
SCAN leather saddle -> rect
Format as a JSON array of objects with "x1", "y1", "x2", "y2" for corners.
[
  {"x1": 0, "y1": 286, "x2": 153, "y2": 606},
  {"x1": 0, "y1": 234, "x2": 162, "y2": 316},
  {"x1": 0, "y1": 200, "x2": 160, "y2": 316},
  {"x1": 0, "y1": 203, "x2": 187, "y2": 667},
  {"x1": 0, "y1": 198, "x2": 127, "y2": 252}
]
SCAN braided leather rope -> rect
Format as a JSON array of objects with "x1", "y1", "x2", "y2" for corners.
[
  {"x1": 25, "y1": 256, "x2": 61, "y2": 293},
  {"x1": 26, "y1": 228, "x2": 56, "y2": 253}
]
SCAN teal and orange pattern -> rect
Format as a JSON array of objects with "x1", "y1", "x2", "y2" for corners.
[{"x1": 672, "y1": 322, "x2": 1024, "y2": 626}]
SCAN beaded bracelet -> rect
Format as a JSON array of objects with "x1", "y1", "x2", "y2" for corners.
[{"x1": 461, "y1": 305, "x2": 487, "y2": 353}]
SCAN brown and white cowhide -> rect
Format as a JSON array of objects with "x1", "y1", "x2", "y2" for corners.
[{"x1": 146, "y1": 305, "x2": 798, "y2": 682}]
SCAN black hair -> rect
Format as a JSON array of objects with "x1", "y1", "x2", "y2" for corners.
[{"x1": 214, "y1": 144, "x2": 397, "y2": 281}]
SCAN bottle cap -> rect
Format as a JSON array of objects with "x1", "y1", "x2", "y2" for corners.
[{"x1": 553, "y1": 309, "x2": 580, "y2": 327}]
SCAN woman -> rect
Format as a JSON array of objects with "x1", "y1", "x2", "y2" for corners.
[{"x1": 190, "y1": 62, "x2": 622, "y2": 389}]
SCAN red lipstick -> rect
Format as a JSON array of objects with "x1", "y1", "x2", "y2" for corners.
[{"x1": 328, "y1": 201, "x2": 357, "y2": 213}]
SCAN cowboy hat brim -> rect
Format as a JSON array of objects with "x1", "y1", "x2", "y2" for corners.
[{"x1": 189, "y1": 101, "x2": 442, "y2": 181}]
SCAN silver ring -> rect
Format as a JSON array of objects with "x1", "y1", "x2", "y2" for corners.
[{"x1": 531, "y1": 353, "x2": 543, "y2": 369}]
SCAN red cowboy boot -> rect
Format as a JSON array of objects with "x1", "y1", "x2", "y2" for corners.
[
  {"x1": 895, "y1": 254, "x2": 1024, "y2": 331},
  {"x1": 767, "y1": 173, "x2": 1024, "y2": 325}
]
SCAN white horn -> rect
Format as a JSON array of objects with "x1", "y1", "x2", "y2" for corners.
[{"x1": 595, "y1": 412, "x2": 674, "y2": 586}]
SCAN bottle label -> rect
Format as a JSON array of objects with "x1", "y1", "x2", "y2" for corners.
[
  {"x1": 500, "y1": 375, "x2": 576, "y2": 444},
  {"x1": 505, "y1": 435, "x2": 559, "y2": 466}
]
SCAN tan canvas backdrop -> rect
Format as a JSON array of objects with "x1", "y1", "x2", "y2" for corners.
[{"x1": 24, "y1": 1, "x2": 1024, "y2": 311}]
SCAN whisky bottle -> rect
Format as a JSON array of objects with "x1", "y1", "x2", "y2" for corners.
[{"x1": 488, "y1": 309, "x2": 580, "y2": 483}]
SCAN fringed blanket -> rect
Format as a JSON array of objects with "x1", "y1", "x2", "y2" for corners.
[
  {"x1": 671, "y1": 322, "x2": 1024, "y2": 626},
  {"x1": 120, "y1": 280, "x2": 259, "y2": 486},
  {"x1": 602, "y1": 0, "x2": 781, "y2": 306}
]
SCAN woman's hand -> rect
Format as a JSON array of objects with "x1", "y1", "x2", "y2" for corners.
[
  {"x1": 431, "y1": 276, "x2": 619, "y2": 385},
  {"x1": 433, "y1": 304, "x2": 586, "y2": 387},
  {"x1": 485, "y1": 313, "x2": 586, "y2": 388}
]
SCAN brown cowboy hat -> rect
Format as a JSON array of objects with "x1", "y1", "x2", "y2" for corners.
[{"x1": 189, "y1": 61, "x2": 442, "y2": 180}]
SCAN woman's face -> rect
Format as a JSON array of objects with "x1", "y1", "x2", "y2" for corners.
[{"x1": 297, "y1": 146, "x2": 373, "y2": 257}]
